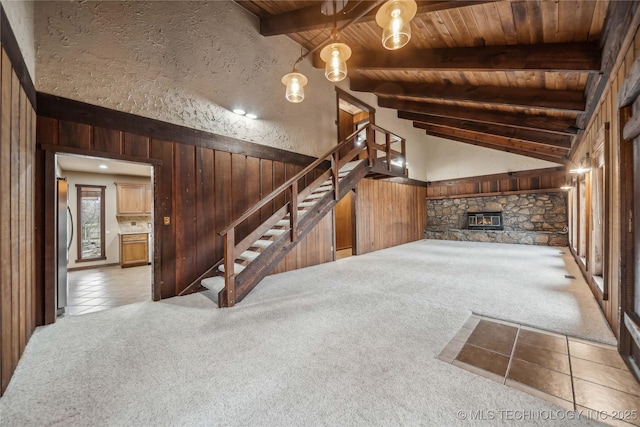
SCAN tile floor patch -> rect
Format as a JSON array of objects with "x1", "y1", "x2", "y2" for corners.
[{"x1": 441, "y1": 315, "x2": 640, "y2": 426}]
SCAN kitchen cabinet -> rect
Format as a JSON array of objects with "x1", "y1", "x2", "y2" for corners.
[
  {"x1": 116, "y1": 183, "x2": 152, "y2": 215},
  {"x1": 120, "y1": 233, "x2": 149, "y2": 268}
]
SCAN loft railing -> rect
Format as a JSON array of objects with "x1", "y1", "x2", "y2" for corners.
[{"x1": 217, "y1": 122, "x2": 406, "y2": 306}]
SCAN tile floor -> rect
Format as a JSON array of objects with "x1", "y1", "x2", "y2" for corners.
[
  {"x1": 440, "y1": 315, "x2": 640, "y2": 426},
  {"x1": 63, "y1": 265, "x2": 151, "y2": 316}
]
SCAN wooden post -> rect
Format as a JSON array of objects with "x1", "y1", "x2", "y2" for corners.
[
  {"x1": 331, "y1": 152, "x2": 339, "y2": 200},
  {"x1": 401, "y1": 138, "x2": 407, "y2": 176},
  {"x1": 386, "y1": 132, "x2": 391, "y2": 171},
  {"x1": 366, "y1": 125, "x2": 375, "y2": 167},
  {"x1": 290, "y1": 182, "x2": 298, "y2": 242},
  {"x1": 223, "y1": 229, "x2": 235, "y2": 307}
]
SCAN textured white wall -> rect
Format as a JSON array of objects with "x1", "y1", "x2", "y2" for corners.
[
  {"x1": 34, "y1": 0, "x2": 559, "y2": 183},
  {"x1": 35, "y1": 1, "x2": 336, "y2": 157},
  {"x1": 2, "y1": 0, "x2": 35, "y2": 79},
  {"x1": 423, "y1": 135, "x2": 559, "y2": 181}
]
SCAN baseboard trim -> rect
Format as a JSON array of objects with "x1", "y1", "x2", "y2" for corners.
[{"x1": 68, "y1": 262, "x2": 120, "y2": 272}]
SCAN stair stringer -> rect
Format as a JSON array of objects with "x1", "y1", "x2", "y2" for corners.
[{"x1": 217, "y1": 161, "x2": 369, "y2": 307}]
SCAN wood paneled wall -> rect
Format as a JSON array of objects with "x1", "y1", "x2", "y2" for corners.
[
  {"x1": 0, "y1": 47, "x2": 36, "y2": 394},
  {"x1": 355, "y1": 178, "x2": 427, "y2": 254},
  {"x1": 568, "y1": 25, "x2": 640, "y2": 338},
  {"x1": 36, "y1": 116, "x2": 333, "y2": 303},
  {"x1": 426, "y1": 167, "x2": 566, "y2": 199}
]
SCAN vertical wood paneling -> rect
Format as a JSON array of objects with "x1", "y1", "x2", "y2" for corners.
[
  {"x1": 92, "y1": 127, "x2": 121, "y2": 154},
  {"x1": 58, "y1": 121, "x2": 90, "y2": 149},
  {"x1": 174, "y1": 145, "x2": 196, "y2": 293},
  {"x1": 10, "y1": 69, "x2": 20, "y2": 372},
  {"x1": 150, "y1": 139, "x2": 175, "y2": 299},
  {"x1": 195, "y1": 147, "x2": 215, "y2": 277},
  {"x1": 246, "y1": 157, "x2": 261, "y2": 235},
  {"x1": 260, "y1": 159, "x2": 274, "y2": 223},
  {"x1": 214, "y1": 152, "x2": 232, "y2": 260},
  {"x1": 355, "y1": 179, "x2": 427, "y2": 255},
  {"x1": 567, "y1": 26, "x2": 640, "y2": 338},
  {"x1": 123, "y1": 132, "x2": 150, "y2": 158},
  {"x1": 0, "y1": 47, "x2": 36, "y2": 395},
  {"x1": 0, "y1": 48, "x2": 12, "y2": 394}
]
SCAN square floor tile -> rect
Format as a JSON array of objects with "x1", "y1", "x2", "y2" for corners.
[
  {"x1": 474, "y1": 319, "x2": 518, "y2": 341},
  {"x1": 571, "y1": 357, "x2": 640, "y2": 397},
  {"x1": 517, "y1": 329, "x2": 568, "y2": 354},
  {"x1": 455, "y1": 343, "x2": 510, "y2": 377},
  {"x1": 467, "y1": 327, "x2": 516, "y2": 356},
  {"x1": 507, "y1": 358, "x2": 573, "y2": 402},
  {"x1": 513, "y1": 341, "x2": 570, "y2": 374},
  {"x1": 574, "y1": 378, "x2": 640, "y2": 426},
  {"x1": 569, "y1": 341, "x2": 628, "y2": 369}
]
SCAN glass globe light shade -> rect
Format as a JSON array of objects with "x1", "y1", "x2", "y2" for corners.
[
  {"x1": 375, "y1": 0, "x2": 417, "y2": 50},
  {"x1": 281, "y1": 71, "x2": 308, "y2": 103},
  {"x1": 320, "y1": 42, "x2": 352, "y2": 82}
]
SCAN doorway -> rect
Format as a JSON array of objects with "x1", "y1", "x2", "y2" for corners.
[
  {"x1": 334, "y1": 89, "x2": 375, "y2": 259},
  {"x1": 619, "y1": 84, "x2": 640, "y2": 379},
  {"x1": 55, "y1": 153, "x2": 154, "y2": 316}
]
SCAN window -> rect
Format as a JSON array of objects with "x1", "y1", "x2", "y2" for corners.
[
  {"x1": 76, "y1": 185, "x2": 106, "y2": 262},
  {"x1": 578, "y1": 173, "x2": 588, "y2": 264},
  {"x1": 590, "y1": 124, "x2": 609, "y2": 298}
]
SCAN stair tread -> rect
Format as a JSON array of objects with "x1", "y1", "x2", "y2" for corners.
[
  {"x1": 307, "y1": 192, "x2": 327, "y2": 199},
  {"x1": 218, "y1": 263, "x2": 245, "y2": 273},
  {"x1": 276, "y1": 219, "x2": 290, "y2": 226},
  {"x1": 201, "y1": 276, "x2": 225, "y2": 292},
  {"x1": 315, "y1": 185, "x2": 333, "y2": 192},
  {"x1": 238, "y1": 250, "x2": 260, "y2": 262},
  {"x1": 250, "y1": 240, "x2": 273, "y2": 249},
  {"x1": 264, "y1": 229, "x2": 286, "y2": 236},
  {"x1": 298, "y1": 201, "x2": 316, "y2": 207},
  {"x1": 340, "y1": 160, "x2": 360, "y2": 172}
]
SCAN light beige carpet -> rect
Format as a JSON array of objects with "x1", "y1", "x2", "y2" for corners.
[{"x1": 0, "y1": 240, "x2": 612, "y2": 426}]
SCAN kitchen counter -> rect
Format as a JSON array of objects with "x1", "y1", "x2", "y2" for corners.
[{"x1": 118, "y1": 231, "x2": 151, "y2": 235}]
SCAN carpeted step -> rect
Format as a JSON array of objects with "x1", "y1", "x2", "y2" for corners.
[
  {"x1": 218, "y1": 263, "x2": 245, "y2": 273},
  {"x1": 264, "y1": 229, "x2": 286, "y2": 237},
  {"x1": 276, "y1": 219, "x2": 290, "y2": 227},
  {"x1": 305, "y1": 192, "x2": 326, "y2": 200},
  {"x1": 339, "y1": 160, "x2": 360, "y2": 172},
  {"x1": 201, "y1": 276, "x2": 225, "y2": 293},
  {"x1": 297, "y1": 201, "x2": 315, "y2": 208},
  {"x1": 250, "y1": 239, "x2": 273, "y2": 249},
  {"x1": 315, "y1": 185, "x2": 333, "y2": 192},
  {"x1": 238, "y1": 250, "x2": 260, "y2": 262}
]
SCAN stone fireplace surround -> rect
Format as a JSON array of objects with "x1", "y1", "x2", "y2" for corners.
[{"x1": 424, "y1": 192, "x2": 568, "y2": 246}]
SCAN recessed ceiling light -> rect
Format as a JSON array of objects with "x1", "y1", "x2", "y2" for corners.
[
  {"x1": 245, "y1": 113, "x2": 257, "y2": 120},
  {"x1": 233, "y1": 109, "x2": 246, "y2": 115},
  {"x1": 99, "y1": 164, "x2": 108, "y2": 169}
]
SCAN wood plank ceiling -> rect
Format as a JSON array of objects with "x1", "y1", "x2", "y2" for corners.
[{"x1": 236, "y1": 0, "x2": 622, "y2": 165}]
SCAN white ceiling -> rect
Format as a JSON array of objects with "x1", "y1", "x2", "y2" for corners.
[{"x1": 57, "y1": 154, "x2": 152, "y2": 177}]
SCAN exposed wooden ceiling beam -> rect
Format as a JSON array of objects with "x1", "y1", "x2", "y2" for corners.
[
  {"x1": 313, "y1": 42, "x2": 601, "y2": 72},
  {"x1": 415, "y1": 123, "x2": 568, "y2": 162},
  {"x1": 352, "y1": 79, "x2": 585, "y2": 112},
  {"x1": 422, "y1": 129, "x2": 567, "y2": 165},
  {"x1": 257, "y1": 1, "x2": 495, "y2": 36},
  {"x1": 378, "y1": 97, "x2": 579, "y2": 134},
  {"x1": 399, "y1": 111, "x2": 573, "y2": 149}
]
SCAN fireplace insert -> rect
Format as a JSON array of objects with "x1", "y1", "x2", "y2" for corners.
[{"x1": 467, "y1": 212, "x2": 504, "y2": 231}]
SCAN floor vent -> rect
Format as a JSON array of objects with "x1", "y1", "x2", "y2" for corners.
[{"x1": 565, "y1": 275, "x2": 576, "y2": 279}]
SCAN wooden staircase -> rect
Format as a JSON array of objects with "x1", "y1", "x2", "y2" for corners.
[{"x1": 200, "y1": 123, "x2": 407, "y2": 307}]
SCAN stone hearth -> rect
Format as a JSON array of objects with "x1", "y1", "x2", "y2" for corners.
[{"x1": 424, "y1": 192, "x2": 568, "y2": 246}]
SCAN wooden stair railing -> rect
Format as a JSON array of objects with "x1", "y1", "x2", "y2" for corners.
[{"x1": 212, "y1": 123, "x2": 406, "y2": 307}]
